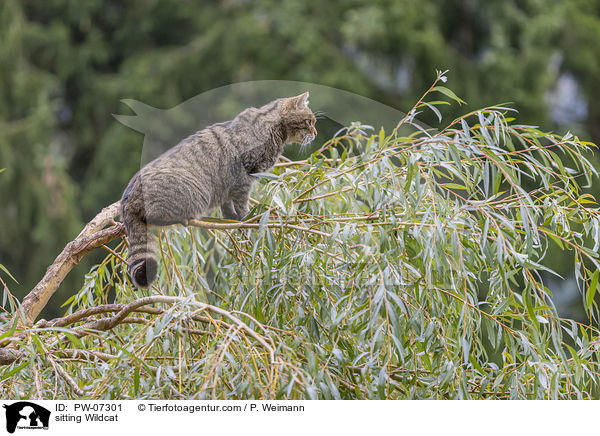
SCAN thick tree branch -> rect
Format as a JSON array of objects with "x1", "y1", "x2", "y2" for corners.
[{"x1": 20, "y1": 201, "x2": 125, "y2": 326}]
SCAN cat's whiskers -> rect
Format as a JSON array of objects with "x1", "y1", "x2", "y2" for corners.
[{"x1": 301, "y1": 133, "x2": 316, "y2": 148}]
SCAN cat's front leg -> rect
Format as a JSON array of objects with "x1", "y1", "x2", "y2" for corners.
[
  {"x1": 231, "y1": 187, "x2": 251, "y2": 221},
  {"x1": 221, "y1": 201, "x2": 239, "y2": 220}
]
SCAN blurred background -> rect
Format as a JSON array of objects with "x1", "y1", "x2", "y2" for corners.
[{"x1": 1, "y1": 0, "x2": 599, "y2": 319}]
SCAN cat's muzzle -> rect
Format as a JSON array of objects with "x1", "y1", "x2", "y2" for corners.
[{"x1": 301, "y1": 133, "x2": 316, "y2": 146}]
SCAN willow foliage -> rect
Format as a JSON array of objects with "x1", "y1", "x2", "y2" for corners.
[{"x1": 3, "y1": 73, "x2": 600, "y2": 399}]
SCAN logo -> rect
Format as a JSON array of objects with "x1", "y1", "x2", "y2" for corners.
[{"x1": 3, "y1": 402, "x2": 50, "y2": 434}]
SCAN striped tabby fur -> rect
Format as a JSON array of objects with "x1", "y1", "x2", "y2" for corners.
[{"x1": 120, "y1": 92, "x2": 317, "y2": 288}]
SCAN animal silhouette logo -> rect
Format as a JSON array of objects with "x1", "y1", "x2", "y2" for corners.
[{"x1": 3, "y1": 402, "x2": 50, "y2": 433}]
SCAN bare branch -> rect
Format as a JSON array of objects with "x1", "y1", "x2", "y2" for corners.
[
  {"x1": 20, "y1": 201, "x2": 124, "y2": 326},
  {"x1": 0, "y1": 294, "x2": 275, "y2": 368},
  {"x1": 0, "y1": 348, "x2": 23, "y2": 365},
  {"x1": 38, "y1": 304, "x2": 162, "y2": 328},
  {"x1": 50, "y1": 357, "x2": 84, "y2": 396}
]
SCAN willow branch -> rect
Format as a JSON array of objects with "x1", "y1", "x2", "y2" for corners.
[
  {"x1": 50, "y1": 356, "x2": 84, "y2": 396},
  {"x1": 37, "y1": 304, "x2": 163, "y2": 328},
  {"x1": 63, "y1": 296, "x2": 274, "y2": 360},
  {"x1": 0, "y1": 295, "x2": 269, "y2": 366}
]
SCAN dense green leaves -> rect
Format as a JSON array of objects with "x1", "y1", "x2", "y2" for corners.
[{"x1": 2, "y1": 81, "x2": 600, "y2": 399}]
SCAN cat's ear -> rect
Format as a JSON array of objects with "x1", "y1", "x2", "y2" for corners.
[
  {"x1": 295, "y1": 91, "x2": 309, "y2": 109},
  {"x1": 284, "y1": 92, "x2": 310, "y2": 112}
]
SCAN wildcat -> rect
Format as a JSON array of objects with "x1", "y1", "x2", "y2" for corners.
[{"x1": 120, "y1": 92, "x2": 317, "y2": 288}]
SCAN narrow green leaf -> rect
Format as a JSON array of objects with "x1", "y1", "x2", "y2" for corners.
[
  {"x1": 587, "y1": 270, "x2": 599, "y2": 310},
  {"x1": 432, "y1": 86, "x2": 466, "y2": 105},
  {"x1": 1, "y1": 361, "x2": 28, "y2": 381},
  {"x1": 258, "y1": 210, "x2": 270, "y2": 238},
  {"x1": 252, "y1": 172, "x2": 279, "y2": 180},
  {"x1": 0, "y1": 264, "x2": 18, "y2": 284},
  {"x1": 134, "y1": 366, "x2": 140, "y2": 395},
  {"x1": 422, "y1": 102, "x2": 442, "y2": 123}
]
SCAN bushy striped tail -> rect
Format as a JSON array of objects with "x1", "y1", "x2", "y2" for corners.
[{"x1": 121, "y1": 201, "x2": 159, "y2": 288}]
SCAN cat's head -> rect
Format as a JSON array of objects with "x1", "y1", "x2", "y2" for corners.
[{"x1": 280, "y1": 92, "x2": 317, "y2": 146}]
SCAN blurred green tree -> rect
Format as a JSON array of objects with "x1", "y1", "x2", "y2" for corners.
[{"x1": 0, "y1": 0, "x2": 81, "y2": 311}]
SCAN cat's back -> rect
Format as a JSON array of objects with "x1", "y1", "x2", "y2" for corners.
[{"x1": 143, "y1": 120, "x2": 236, "y2": 173}]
